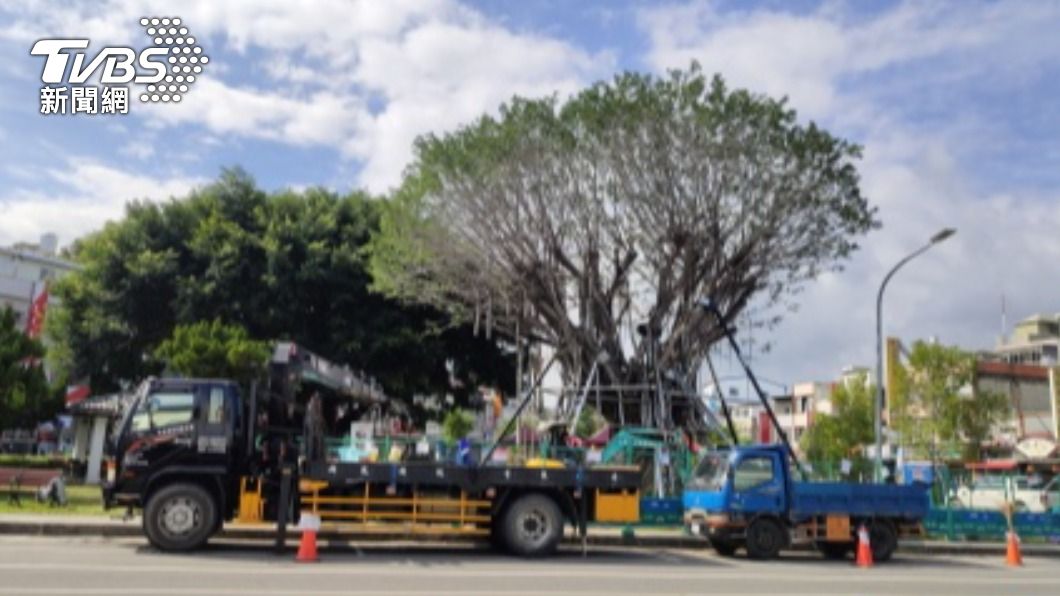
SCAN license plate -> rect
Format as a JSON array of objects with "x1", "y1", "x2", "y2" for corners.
[{"x1": 691, "y1": 523, "x2": 701, "y2": 535}]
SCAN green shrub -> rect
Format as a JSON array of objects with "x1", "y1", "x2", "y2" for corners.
[{"x1": 0, "y1": 454, "x2": 69, "y2": 469}]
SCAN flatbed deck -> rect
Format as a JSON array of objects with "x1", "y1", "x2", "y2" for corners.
[{"x1": 303, "y1": 461, "x2": 642, "y2": 492}]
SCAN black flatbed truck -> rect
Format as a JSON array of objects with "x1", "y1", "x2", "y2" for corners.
[{"x1": 102, "y1": 345, "x2": 641, "y2": 557}]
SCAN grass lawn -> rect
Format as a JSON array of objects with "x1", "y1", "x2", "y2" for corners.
[{"x1": 0, "y1": 483, "x2": 108, "y2": 516}]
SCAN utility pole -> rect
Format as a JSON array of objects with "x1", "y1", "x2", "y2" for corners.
[{"x1": 874, "y1": 228, "x2": 955, "y2": 482}]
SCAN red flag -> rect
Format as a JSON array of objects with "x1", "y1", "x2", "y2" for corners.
[
  {"x1": 65, "y1": 384, "x2": 91, "y2": 406},
  {"x1": 24, "y1": 285, "x2": 48, "y2": 338}
]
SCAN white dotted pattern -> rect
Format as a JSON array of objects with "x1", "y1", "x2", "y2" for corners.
[{"x1": 139, "y1": 17, "x2": 207, "y2": 103}]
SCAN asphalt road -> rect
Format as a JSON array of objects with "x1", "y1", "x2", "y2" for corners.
[{"x1": 0, "y1": 535, "x2": 1056, "y2": 596}]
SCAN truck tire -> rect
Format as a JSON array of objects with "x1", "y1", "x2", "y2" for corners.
[
  {"x1": 710, "y1": 536, "x2": 738, "y2": 557},
  {"x1": 869, "y1": 520, "x2": 898, "y2": 562},
  {"x1": 745, "y1": 518, "x2": 786, "y2": 560},
  {"x1": 143, "y1": 483, "x2": 217, "y2": 552},
  {"x1": 501, "y1": 493, "x2": 563, "y2": 557}
]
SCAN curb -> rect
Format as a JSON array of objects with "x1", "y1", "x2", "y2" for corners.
[{"x1": 2, "y1": 519, "x2": 1059, "y2": 557}]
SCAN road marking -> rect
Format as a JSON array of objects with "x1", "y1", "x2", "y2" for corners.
[
  {"x1": 0, "y1": 561, "x2": 1055, "y2": 586},
  {"x1": 0, "y1": 587, "x2": 1048, "y2": 596}
]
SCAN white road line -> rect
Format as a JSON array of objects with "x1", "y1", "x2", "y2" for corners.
[
  {"x1": 0, "y1": 561, "x2": 1054, "y2": 585},
  {"x1": 0, "y1": 585, "x2": 623, "y2": 589}
]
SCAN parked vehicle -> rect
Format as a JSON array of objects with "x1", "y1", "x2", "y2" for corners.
[
  {"x1": 683, "y1": 444, "x2": 930, "y2": 561},
  {"x1": 952, "y1": 474, "x2": 1060, "y2": 513},
  {"x1": 102, "y1": 343, "x2": 642, "y2": 556}
]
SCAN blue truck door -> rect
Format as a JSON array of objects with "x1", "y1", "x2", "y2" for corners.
[{"x1": 730, "y1": 452, "x2": 785, "y2": 515}]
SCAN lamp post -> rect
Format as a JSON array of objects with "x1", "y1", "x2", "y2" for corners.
[{"x1": 874, "y1": 228, "x2": 955, "y2": 482}]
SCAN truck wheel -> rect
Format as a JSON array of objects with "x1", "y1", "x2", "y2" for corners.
[
  {"x1": 745, "y1": 518, "x2": 786, "y2": 560},
  {"x1": 869, "y1": 520, "x2": 898, "y2": 562},
  {"x1": 710, "y1": 537, "x2": 738, "y2": 557},
  {"x1": 817, "y1": 541, "x2": 852, "y2": 560},
  {"x1": 501, "y1": 494, "x2": 562, "y2": 557},
  {"x1": 144, "y1": 483, "x2": 217, "y2": 552}
]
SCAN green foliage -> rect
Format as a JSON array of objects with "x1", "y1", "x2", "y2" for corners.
[
  {"x1": 47, "y1": 169, "x2": 514, "y2": 414},
  {"x1": 0, "y1": 306, "x2": 49, "y2": 429},
  {"x1": 891, "y1": 341, "x2": 1009, "y2": 460},
  {"x1": 155, "y1": 320, "x2": 270, "y2": 387},
  {"x1": 368, "y1": 64, "x2": 877, "y2": 401},
  {"x1": 575, "y1": 407, "x2": 605, "y2": 438},
  {"x1": 800, "y1": 375, "x2": 874, "y2": 464},
  {"x1": 442, "y1": 409, "x2": 475, "y2": 445},
  {"x1": 958, "y1": 387, "x2": 1009, "y2": 461},
  {"x1": 0, "y1": 454, "x2": 68, "y2": 469}
]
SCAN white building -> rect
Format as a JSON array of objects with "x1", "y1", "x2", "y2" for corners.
[
  {"x1": 770, "y1": 381, "x2": 834, "y2": 446},
  {"x1": 0, "y1": 233, "x2": 78, "y2": 329},
  {"x1": 993, "y1": 313, "x2": 1060, "y2": 366}
]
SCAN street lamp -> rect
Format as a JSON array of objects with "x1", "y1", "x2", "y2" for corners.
[{"x1": 874, "y1": 228, "x2": 956, "y2": 482}]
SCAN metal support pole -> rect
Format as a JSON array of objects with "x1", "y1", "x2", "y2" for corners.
[
  {"x1": 480, "y1": 354, "x2": 557, "y2": 466},
  {"x1": 705, "y1": 354, "x2": 740, "y2": 445},
  {"x1": 699, "y1": 299, "x2": 807, "y2": 480},
  {"x1": 874, "y1": 228, "x2": 954, "y2": 483},
  {"x1": 274, "y1": 464, "x2": 293, "y2": 554},
  {"x1": 246, "y1": 380, "x2": 258, "y2": 458}
]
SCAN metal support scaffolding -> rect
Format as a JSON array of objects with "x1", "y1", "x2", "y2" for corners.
[{"x1": 699, "y1": 298, "x2": 807, "y2": 480}]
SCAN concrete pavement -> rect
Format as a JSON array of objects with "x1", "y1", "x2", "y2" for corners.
[{"x1": 1, "y1": 534, "x2": 1058, "y2": 595}]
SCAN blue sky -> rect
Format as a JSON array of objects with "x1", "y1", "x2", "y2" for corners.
[{"x1": 1, "y1": 0, "x2": 1059, "y2": 388}]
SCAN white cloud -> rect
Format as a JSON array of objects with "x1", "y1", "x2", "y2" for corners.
[
  {"x1": 638, "y1": 1, "x2": 1060, "y2": 123},
  {"x1": 641, "y1": 1, "x2": 1060, "y2": 384},
  {"x1": 0, "y1": 159, "x2": 204, "y2": 248},
  {"x1": 3, "y1": 0, "x2": 610, "y2": 192}
]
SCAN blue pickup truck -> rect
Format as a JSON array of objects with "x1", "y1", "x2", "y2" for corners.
[{"x1": 683, "y1": 445, "x2": 930, "y2": 561}]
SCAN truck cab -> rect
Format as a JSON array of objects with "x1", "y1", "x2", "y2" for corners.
[
  {"x1": 103, "y1": 378, "x2": 247, "y2": 550},
  {"x1": 683, "y1": 445, "x2": 792, "y2": 558}
]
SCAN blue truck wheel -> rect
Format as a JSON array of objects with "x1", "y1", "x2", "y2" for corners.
[{"x1": 745, "y1": 518, "x2": 786, "y2": 560}]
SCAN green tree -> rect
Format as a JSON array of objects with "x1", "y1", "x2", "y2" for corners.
[
  {"x1": 47, "y1": 169, "x2": 514, "y2": 417},
  {"x1": 958, "y1": 387, "x2": 1009, "y2": 461},
  {"x1": 574, "y1": 406, "x2": 606, "y2": 439},
  {"x1": 442, "y1": 409, "x2": 475, "y2": 445},
  {"x1": 890, "y1": 341, "x2": 1009, "y2": 460},
  {"x1": 801, "y1": 375, "x2": 874, "y2": 466},
  {"x1": 369, "y1": 64, "x2": 876, "y2": 423},
  {"x1": 155, "y1": 320, "x2": 271, "y2": 387},
  {"x1": 0, "y1": 306, "x2": 49, "y2": 429}
]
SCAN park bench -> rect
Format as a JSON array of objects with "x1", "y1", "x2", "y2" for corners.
[{"x1": 0, "y1": 466, "x2": 64, "y2": 506}]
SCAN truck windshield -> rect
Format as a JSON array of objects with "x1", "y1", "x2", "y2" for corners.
[
  {"x1": 130, "y1": 391, "x2": 196, "y2": 432},
  {"x1": 690, "y1": 451, "x2": 730, "y2": 491}
]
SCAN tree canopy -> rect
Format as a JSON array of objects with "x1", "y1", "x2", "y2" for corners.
[
  {"x1": 0, "y1": 306, "x2": 49, "y2": 429},
  {"x1": 889, "y1": 340, "x2": 1009, "y2": 460},
  {"x1": 155, "y1": 320, "x2": 271, "y2": 387},
  {"x1": 47, "y1": 170, "x2": 514, "y2": 413},
  {"x1": 369, "y1": 64, "x2": 877, "y2": 424}
]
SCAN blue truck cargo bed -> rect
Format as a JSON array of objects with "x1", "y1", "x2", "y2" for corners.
[{"x1": 791, "y1": 481, "x2": 931, "y2": 519}]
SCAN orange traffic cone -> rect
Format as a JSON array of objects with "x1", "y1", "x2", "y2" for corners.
[
  {"x1": 855, "y1": 524, "x2": 873, "y2": 568},
  {"x1": 296, "y1": 513, "x2": 320, "y2": 563},
  {"x1": 1006, "y1": 531, "x2": 1023, "y2": 567},
  {"x1": 296, "y1": 528, "x2": 318, "y2": 562}
]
